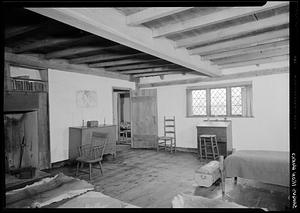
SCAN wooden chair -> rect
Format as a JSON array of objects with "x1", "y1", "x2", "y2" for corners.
[
  {"x1": 75, "y1": 132, "x2": 108, "y2": 180},
  {"x1": 157, "y1": 116, "x2": 176, "y2": 153}
]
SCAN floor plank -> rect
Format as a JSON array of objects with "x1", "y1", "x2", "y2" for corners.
[{"x1": 46, "y1": 145, "x2": 289, "y2": 209}]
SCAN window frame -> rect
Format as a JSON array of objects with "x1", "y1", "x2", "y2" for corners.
[{"x1": 186, "y1": 81, "x2": 253, "y2": 118}]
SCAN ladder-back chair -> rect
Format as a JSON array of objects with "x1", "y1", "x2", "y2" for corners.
[{"x1": 157, "y1": 116, "x2": 176, "y2": 153}]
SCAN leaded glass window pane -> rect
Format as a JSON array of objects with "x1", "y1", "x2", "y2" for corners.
[
  {"x1": 231, "y1": 87, "x2": 242, "y2": 115},
  {"x1": 192, "y1": 90, "x2": 206, "y2": 115},
  {"x1": 210, "y1": 88, "x2": 226, "y2": 116}
]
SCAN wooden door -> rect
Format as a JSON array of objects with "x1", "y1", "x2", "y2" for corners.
[{"x1": 130, "y1": 89, "x2": 158, "y2": 149}]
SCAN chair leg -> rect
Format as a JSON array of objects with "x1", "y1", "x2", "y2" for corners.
[
  {"x1": 89, "y1": 163, "x2": 92, "y2": 180},
  {"x1": 76, "y1": 161, "x2": 80, "y2": 176},
  {"x1": 204, "y1": 138, "x2": 208, "y2": 159},
  {"x1": 174, "y1": 140, "x2": 176, "y2": 153},
  {"x1": 211, "y1": 137, "x2": 216, "y2": 160},
  {"x1": 199, "y1": 138, "x2": 202, "y2": 159},
  {"x1": 164, "y1": 139, "x2": 167, "y2": 151},
  {"x1": 214, "y1": 136, "x2": 219, "y2": 158},
  {"x1": 99, "y1": 161, "x2": 103, "y2": 175}
]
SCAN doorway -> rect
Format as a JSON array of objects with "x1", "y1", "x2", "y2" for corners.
[{"x1": 112, "y1": 87, "x2": 131, "y2": 145}]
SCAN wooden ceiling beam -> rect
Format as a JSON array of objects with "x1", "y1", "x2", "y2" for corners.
[
  {"x1": 203, "y1": 39, "x2": 289, "y2": 60},
  {"x1": 194, "y1": 37, "x2": 289, "y2": 56},
  {"x1": 45, "y1": 44, "x2": 122, "y2": 59},
  {"x1": 106, "y1": 63, "x2": 174, "y2": 71},
  {"x1": 13, "y1": 38, "x2": 72, "y2": 53},
  {"x1": 69, "y1": 52, "x2": 148, "y2": 64},
  {"x1": 138, "y1": 67, "x2": 289, "y2": 88},
  {"x1": 213, "y1": 47, "x2": 289, "y2": 65},
  {"x1": 174, "y1": 13, "x2": 289, "y2": 48},
  {"x1": 88, "y1": 58, "x2": 163, "y2": 67},
  {"x1": 5, "y1": 24, "x2": 42, "y2": 40},
  {"x1": 133, "y1": 71, "x2": 183, "y2": 78},
  {"x1": 5, "y1": 52, "x2": 131, "y2": 81},
  {"x1": 189, "y1": 28, "x2": 289, "y2": 55},
  {"x1": 13, "y1": 35, "x2": 96, "y2": 53},
  {"x1": 119, "y1": 67, "x2": 186, "y2": 74},
  {"x1": 153, "y1": 2, "x2": 289, "y2": 38},
  {"x1": 126, "y1": 7, "x2": 193, "y2": 26},
  {"x1": 28, "y1": 8, "x2": 221, "y2": 77},
  {"x1": 220, "y1": 55, "x2": 289, "y2": 68}
]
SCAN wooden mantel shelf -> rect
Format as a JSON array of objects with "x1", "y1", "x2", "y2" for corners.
[
  {"x1": 70, "y1": 125, "x2": 115, "y2": 129},
  {"x1": 196, "y1": 121, "x2": 231, "y2": 128}
]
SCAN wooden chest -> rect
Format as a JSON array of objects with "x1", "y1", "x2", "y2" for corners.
[{"x1": 194, "y1": 161, "x2": 221, "y2": 187}]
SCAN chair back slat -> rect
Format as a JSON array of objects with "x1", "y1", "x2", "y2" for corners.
[
  {"x1": 78, "y1": 144, "x2": 92, "y2": 158},
  {"x1": 163, "y1": 116, "x2": 176, "y2": 140},
  {"x1": 92, "y1": 144, "x2": 106, "y2": 159},
  {"x1": 158, "y1": 116, "x2": 176, "y2": 153},
  {"x1": 91, "y1": 131, "x2": 108, "y2": 160}
]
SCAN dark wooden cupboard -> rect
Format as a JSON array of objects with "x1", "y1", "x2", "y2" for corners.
[{"x1": 196, "y1": 121, "x2": 233, "y2": 158}]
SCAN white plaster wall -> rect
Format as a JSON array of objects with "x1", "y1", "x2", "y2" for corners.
[
  {"x1": 154, "y1": 73, "x2": 289, "y2": 152},
  {"x1": 48, "y1": 69, "x2": 135, "y2": 163}
]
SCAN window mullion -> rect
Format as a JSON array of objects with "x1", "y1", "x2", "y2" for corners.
[
  {"x1": 241, "y1": 87, "x2": 247, "y2": 116},
  {"x1": 206, "y1": 88, "x2": 211, "y2": 116},
  {"x1": 226, "y1": 87, "x2": 231, "y2": 116}
]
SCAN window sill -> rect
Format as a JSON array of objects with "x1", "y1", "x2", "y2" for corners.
[{"x1": 186, "y1": 115, "x2": 255, "y2": 118}]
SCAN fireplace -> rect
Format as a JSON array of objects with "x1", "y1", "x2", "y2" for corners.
[
  {"x1": 4, "y1": 112, "x2": 39, "y2": 172},
  {"x1": 4, "y1": 91, "x2": 50, "y2": 171}
]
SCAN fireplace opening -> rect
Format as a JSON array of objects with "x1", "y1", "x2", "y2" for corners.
[{"x1": 4, "y1": 112, "x2": 39, "y2": 178}]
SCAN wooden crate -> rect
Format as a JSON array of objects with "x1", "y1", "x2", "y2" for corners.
[{"x1": 194, "y1": 161, "x2": 221, "y2": 187}]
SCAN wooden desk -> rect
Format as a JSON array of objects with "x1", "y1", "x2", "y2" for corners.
[
  {"x1": 69, "y1": 125, "x2": 117, "y2": 160},
  {"x1": 196, "y1": 121, "x2": 232, "y2": 158}
]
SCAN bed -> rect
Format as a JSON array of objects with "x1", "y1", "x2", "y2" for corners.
[{"x1": 219, "y1": 150, "x2": 290, "y2": 196}]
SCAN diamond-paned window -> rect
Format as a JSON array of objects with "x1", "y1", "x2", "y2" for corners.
[
  {"x1": 210, "y1": 88, "x2": 226, "y2": 116},
  {"x1": 192, "y1": 90, "x2": 206, "y2": 115},
  {"x1": 187, "y1": 82, "x2": 252, "y2": 117},
  {"x1": 231, "y1": 87, "x2": 242, "y2": 115}
]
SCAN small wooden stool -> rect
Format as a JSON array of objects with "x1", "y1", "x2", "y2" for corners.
[{"x1": 198, "y1": 134, "x2": 219, "y2": 160}]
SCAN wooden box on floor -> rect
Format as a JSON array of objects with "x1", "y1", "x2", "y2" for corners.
[{"x1": 194, "y1": 161, "x2": 221, "y2": 187}]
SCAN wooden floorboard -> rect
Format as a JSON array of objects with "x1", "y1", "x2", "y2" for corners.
[{"x1": 47, "y1": 145, "x2": 289, "y2": 209}]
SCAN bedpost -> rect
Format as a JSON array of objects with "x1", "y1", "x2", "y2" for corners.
[
  {"x1": 232, "y1": 148, "x2": 237, "y2": 184},
  {"x1": 219, "y1": 155, "x2": 225, "y2": 200}
]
